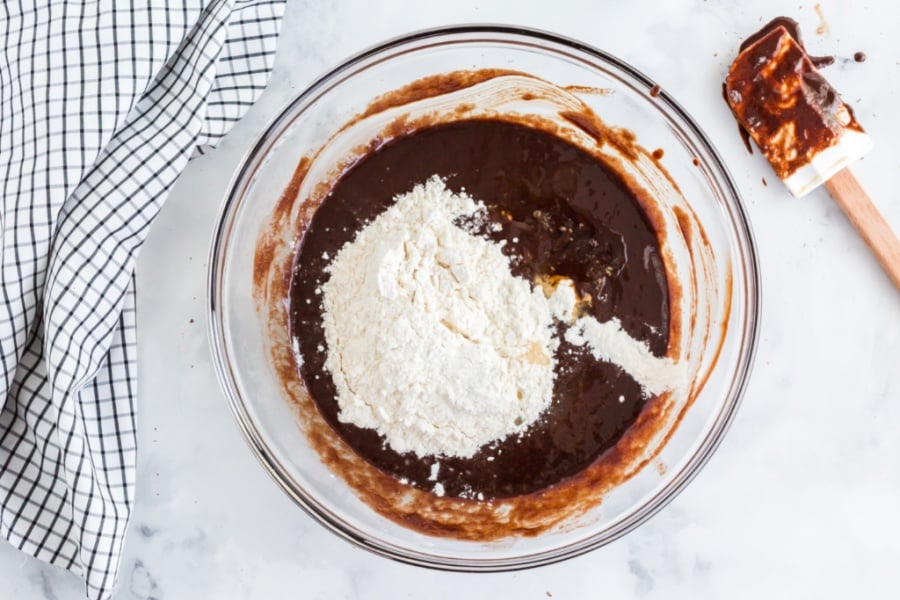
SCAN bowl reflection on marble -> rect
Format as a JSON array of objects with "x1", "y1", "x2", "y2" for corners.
[{"x1": 208, "y1": 26, "x2": 759, "y2": 570}]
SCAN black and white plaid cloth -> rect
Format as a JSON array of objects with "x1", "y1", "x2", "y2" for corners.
[{"x1": 0, "y1": 1, "x2": 284, "y2": 598}]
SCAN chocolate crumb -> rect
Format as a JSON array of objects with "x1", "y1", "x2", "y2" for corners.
[
  {"x1": 854, "y1": 51, "x2": 867, "y2": 62},
  {"x1": 814, "y1": 3, "x2": 829, "y2": 36},
  {"x1": 649, "y1": 84, "x2": 661, "y2": 98},
  {"x1": 692, "y1": 157, "x2": 700, "y2": 167},
  {"x1": 652, "y1": 148, "x2": 664, "y2": 160}
]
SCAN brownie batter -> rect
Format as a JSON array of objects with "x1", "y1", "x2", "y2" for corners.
[
  {"x1": 724, "y1": 16, "x2": 864, "y2": 183},
  {"x1": 289, "y1": 119, "x2": 670, "y2": 499},
  {"x1": 738, "y1": 16, "x2": 834, "y2": 68}
]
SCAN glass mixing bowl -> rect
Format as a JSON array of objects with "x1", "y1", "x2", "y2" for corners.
[{"x1": 208, "y1": 26, "x2": 760, "y2": 570}]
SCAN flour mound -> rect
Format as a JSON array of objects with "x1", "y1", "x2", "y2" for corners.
[{"x1": 321, "y1": 177, "x2": 565, "y2": 458}]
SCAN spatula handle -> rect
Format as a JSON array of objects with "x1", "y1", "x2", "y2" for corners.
[{"x1": 824, "y1": 167, "x2": 900, "y2": 289}]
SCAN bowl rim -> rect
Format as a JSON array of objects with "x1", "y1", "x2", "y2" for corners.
[{"x1": 207, "y1": 23, "x2": 761, "y2": 572}]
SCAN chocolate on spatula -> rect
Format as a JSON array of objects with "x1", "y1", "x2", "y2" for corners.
[
  {"x1": 724, "y1": 18, "x2": 900, "y2": 289},
  {"x1": 724, "y1": 18, "x2": 871, "y2": 197}
]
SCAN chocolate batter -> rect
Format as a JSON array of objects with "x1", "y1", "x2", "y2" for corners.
[
  {"x1": 724, "y1": 17, "x2": 863, "y2": 181},
  {"x1": 727, "y1": 17, "x2": 835, "y2": 157},
  {"x1": 738, "y1": 16, "x2": 834, "y2": 68},
  {"x1": 289, "y1": 119, "x2": 670, "y2": 499}
]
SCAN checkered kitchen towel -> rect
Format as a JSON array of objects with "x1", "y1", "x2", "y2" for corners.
[{"x1": 0, "y1": 1, "x2": 284, "y2": 598}]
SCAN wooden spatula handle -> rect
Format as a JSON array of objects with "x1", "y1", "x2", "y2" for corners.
[{"x1": 824, "y1": 167, "x2": 900, "y2": 289}]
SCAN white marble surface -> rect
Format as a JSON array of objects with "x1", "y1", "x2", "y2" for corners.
[{"x1": 3, "y1": 0, "x2": 900, "y2": 598}]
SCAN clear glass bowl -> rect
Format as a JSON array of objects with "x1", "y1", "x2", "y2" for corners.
[{"x1": 208, "y1": 26, "x2": 760, "y2": 570}]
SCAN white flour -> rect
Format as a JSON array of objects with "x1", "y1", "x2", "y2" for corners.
[
  {"x1": 565, "y1": 318, "x2": 685, "y2": 395},
  {"x1": 320, "y1": 176, "x2": 681, "y2": 459}
]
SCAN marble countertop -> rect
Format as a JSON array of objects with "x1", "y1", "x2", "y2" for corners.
[{"x1": 3, "y1": 0, "x2": 899, "y2": 598}]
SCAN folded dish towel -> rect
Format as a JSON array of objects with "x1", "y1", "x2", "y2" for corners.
[{"x1": 0, "y1": 1, "x2": 285, "y2": 598}]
